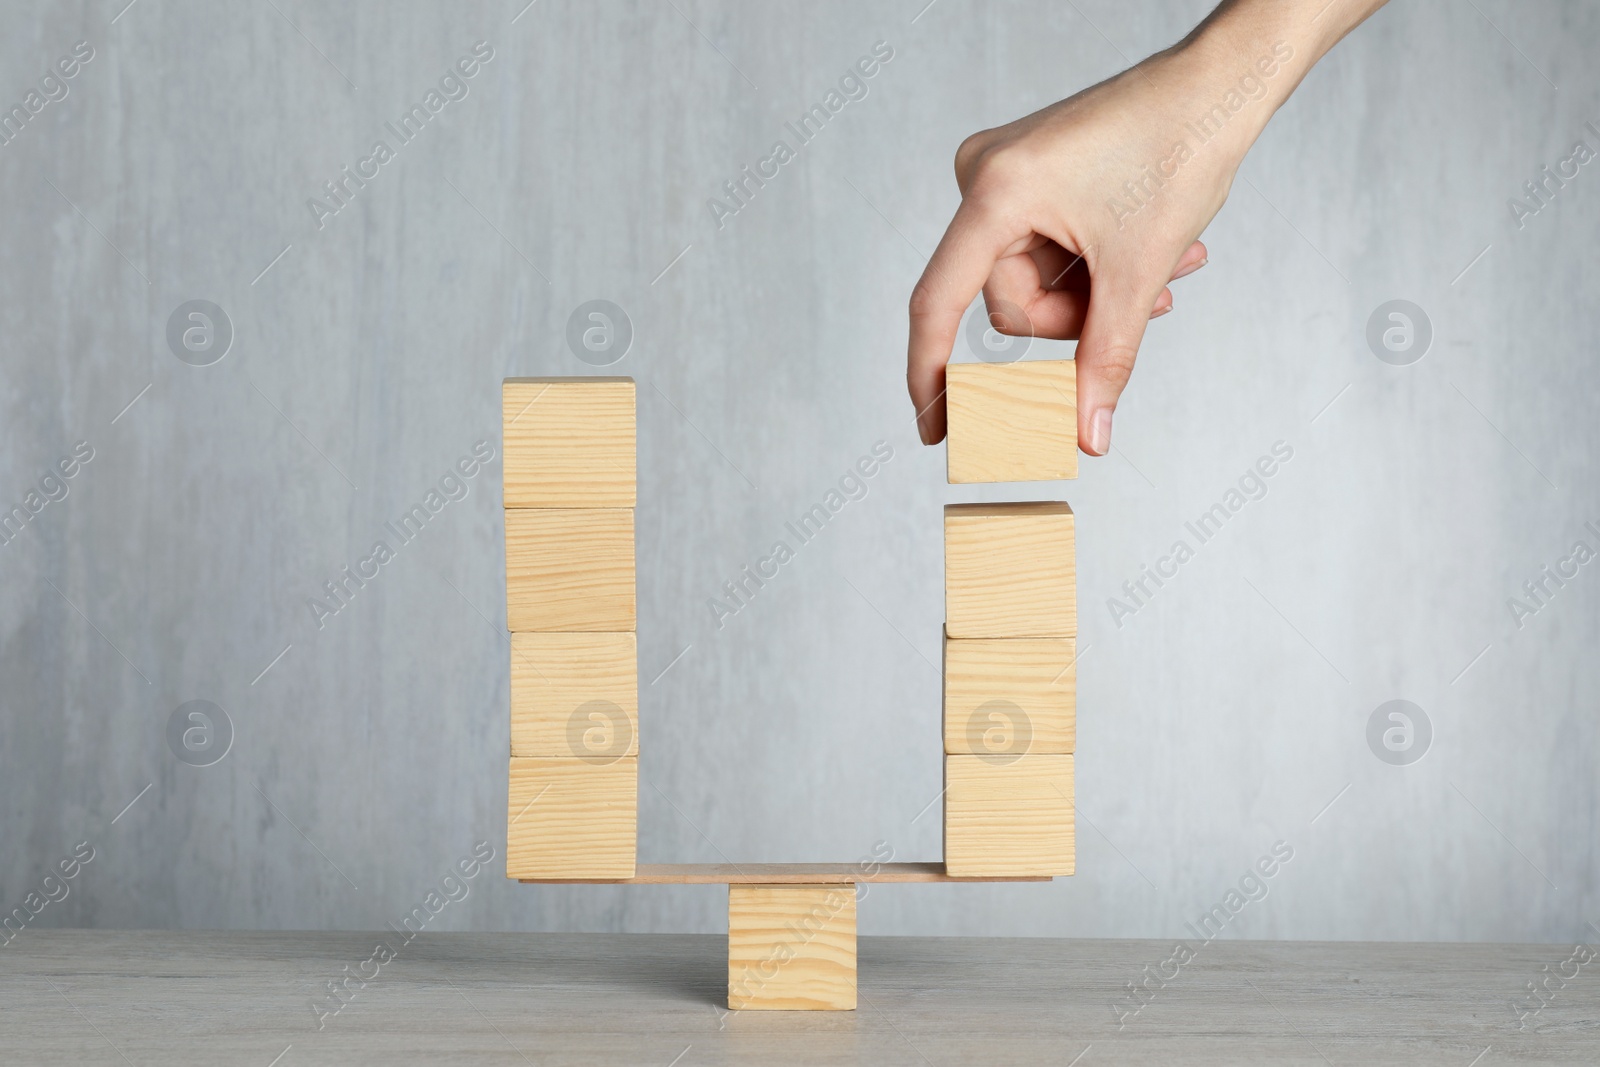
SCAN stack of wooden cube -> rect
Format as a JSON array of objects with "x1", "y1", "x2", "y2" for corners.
[
  {"x1": 503, "y1": 377, "x2": 639, "y2": 880},
  {"x1": 942, "y1": 360, "x2": 1077, "y2": 877}
]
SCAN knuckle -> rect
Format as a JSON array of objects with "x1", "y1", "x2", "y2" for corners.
[
  {"x1": 907, "y1": 280, "x2": 941, "y2": 321},
  {"x1": 1089, "y1": 342, "x2": 1140, "y2": 384},
  {"x1": 982, "y1": 296, "x2": 1032, "y2": 336},
  {"x1": 954, "y1": 131, "x2": 991, "y2": 182},
  {"x1": 954, "y1": 132, "x2": 1037, "y2": 201},
  {"x1": 968, "y1": 141, "x2": 1036, "y2": 189}
]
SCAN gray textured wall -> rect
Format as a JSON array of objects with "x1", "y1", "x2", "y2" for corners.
[{"x1": 2, "y1": 0, "x2": 1596, "y2": 946}]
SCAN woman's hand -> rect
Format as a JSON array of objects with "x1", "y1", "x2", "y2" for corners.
[{"x1": 907, "y1": 0, "x2": 1387, "y2": 455}]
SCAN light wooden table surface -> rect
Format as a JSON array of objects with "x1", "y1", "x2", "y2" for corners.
[{"x1": 1, "y1": 931, "x2": 1590, "y2": 1064}]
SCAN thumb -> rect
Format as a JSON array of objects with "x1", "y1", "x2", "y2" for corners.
[{"x1": 1075, "y1": 268, "x2": 1166, "y2": 456}]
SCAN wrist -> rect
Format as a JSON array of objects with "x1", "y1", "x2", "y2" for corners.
[
  {"x1": 1143, "y1": 33, "x2": 1293, "y2": 168},
  {"x1": 1182, "y1": 0, "x2": 1386, "y2": 96}
]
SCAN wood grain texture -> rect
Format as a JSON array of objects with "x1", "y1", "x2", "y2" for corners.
[
  {"x1": 502, "y1": 377, "x2": 636, "y2": 507},
  {"x1": 945, "y1": 502, "x2": 1075, "y2": 638},
  {"x1": 946, "y1": 360, "x2": 1077, "y2": 483},
  {"x1": 9, "y1": 932, "x2": 1587, "y2": 1064},
  {"x1": 944, "y1": 634, "x2": 1075, "y2": 755},
  {"x1": 517, "y1": 862, "x2": 1051, "y2": 884},
  {"x1": 510, "y1": 632, "x2": 637, "y2": 757},
  {"x1": 507, "y1": 757, "x2": 636, "y2": 879},
  {"x1": 729, "y1": 884, "x2": 857, "y2": 1010},
  {"x1": 945, "y1": 753, "x2": 1074, "y2": 878},
  {"x1": 505, "y1": 508, "x2": 635, "y2": 631}
]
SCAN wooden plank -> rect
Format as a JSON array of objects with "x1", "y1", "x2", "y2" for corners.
[
  {"x1": 506, "y1": 757, "x2": 636, "y2": 879},
  {"x1": 946, "y1": 359, "x2": 1077, "y2": 483},
  {"x1": 511, "y1": 632, "x2": 637, "y2": 758},
  {"x1": 502, "y1": 377, "x2": 635, "y2": 508},
  {"x1": 517, "y1": 862, "x2": 1050, "y2": 884},
  {"x1": 945, "y1": 753, "x2": 1074, "y2": 878},
  {"x1": 944, "y1": 502, "x2": 1075, "y2": 638},
  {"x1": 505, "y1": 508, "x2": 635, "y2": 631},
  {"x1": 944, "y1": 634, "x2": 1075, "y2": 756},
  {"x1": 729, "y1": 884, "x2": 856, "y2": 1010}
]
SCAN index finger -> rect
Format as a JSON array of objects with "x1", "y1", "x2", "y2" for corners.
[{"x1": 907, "y1": 198, "x2": 1025, "y2": 444}]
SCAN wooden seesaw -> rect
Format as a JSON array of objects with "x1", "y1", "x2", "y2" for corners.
[{"x1": 501, "y1": 362, "x2": 1077, "y2": 1010}]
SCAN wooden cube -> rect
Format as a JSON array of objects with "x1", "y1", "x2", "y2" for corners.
[
  {"x1": 945, "y1": 753, "x2": 1074, "y2": 877},
  {"x1": 506, "y1": 757, "x2": 636, "y2": 879},
  {"x1": 505, "y1": 508, "x2": 635, "y2": 631},
  {"x1": 944, "y1": 502, "x2": 1075, "y2": 638},
  {"x1": 946, "y1": 360, "x2": 1076, "y2": 483},
  {"x1": 944, "y1": 634, "x2": 1075, "y2": 756},
  {"x1": 511, "y1": 632, "x2": 637, "y2": 759},
  {"x1": 728, "y1": 884, "x2": 856, "y2": 1011},
  {"x1": 502, "y1": 378, "x2": 636, "y2": 508}
]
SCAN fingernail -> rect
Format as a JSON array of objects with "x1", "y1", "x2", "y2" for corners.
[
  {"x1": 1172, "y1": 256, "x2": 1207, "y2": 281},
  {"x1": 917, "y1": 419, "x2": 932, "y2": 446},
  {"x1": 1151, "y1": 304, "x2": 1172, "y2": 318},
  {"x1": 1089, "y1": 408, "x2": 1113, "y2": 455}
]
